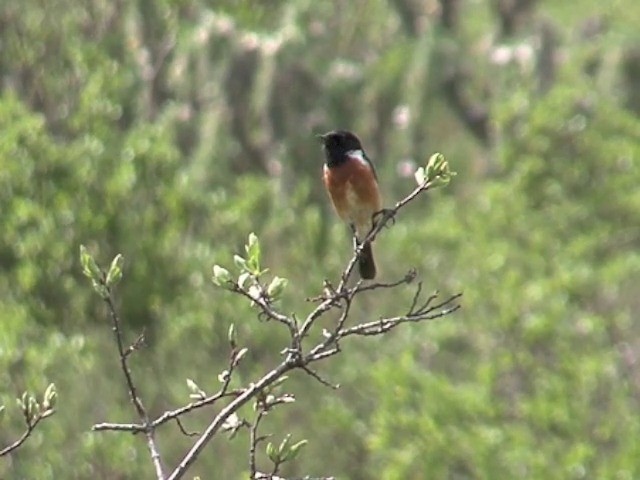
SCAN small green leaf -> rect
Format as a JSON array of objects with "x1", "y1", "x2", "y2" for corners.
[
  {"x1": 34, "y1": 397, "x2": 42, "y2": 411},
  {"x1": 425, "y1": 152, "x2": 444, "y2": 179},
  {"x1": 80, "y1": 245, "x2": 102, "y2": 281},
  {"x1": 105, "y1": 254, "x2": 124, "y2": 288},
  {"x1": 237, "y1": 272, "x2": 251, "y2": 289},
  {"x1": 29, "y1": 396, "x2": 40, "y2": 418},
  {"x1": 424, "y1": 152, "x2": 455, "y2": 188},
  {"x1": 212, "y1": 265, "x2": 232, "y2": 286},
  {"x1": 266, "y1": 441, "x2": 279, "y2": 463},
  {"x1": 227, "y1": 324, "x2": 236, "y2": 348},
  {"x1": 244, "y1": 233, "x2": 262, "y2": 274},
  {"x1": 283, "y1": 439, "x2": 308, "y2": 461},
  {"x1": 245, "y1": 232, "x2": 260, "y2": 261},
  {"x1": 232, "y1": 347, "x2": 248, "y2": 366},
  {"x1": 186, "y1": 379, "x2": 206, "y2": 399},
  {"x1": 430, "y1": 174, "x2": 451, "y2": 187},
  {"x1": 278, "y1": 434, "x2": 291, "y2": 455},
  {"x1": 41, "y1": 409, "x2": 55, "y2": 419},
  {"x1": 266, "y1": 276, "x2": 288, "y2": 300},
  {"x1": 186, "y1": 378, "x2": 198, "y2": 391},
  {"x1": 92, "y1": 280, "x2": 109, "y2": 299},
  {"x1": 43, "y1": 383, "x2": 57, "y2": 410},
  {"x1": 414, "y1": 166, "x2": 426, "y2": 185},
  {"x1": 233, "y1": 255, "x2": 248, "y2": 271},
  {"x1": 222, "y1": 412, "x2": 242, "y2": 431},
  {"x1": 246, "y1": 256, "x2": 261, "y2": 276},
  {"x1": 18, "y1": 392, "x2": 28, "y2": 413}
]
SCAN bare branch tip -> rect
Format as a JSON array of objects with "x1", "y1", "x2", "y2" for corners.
[{"x1": 302, "y1": 366, "x2": 339, "y2": 390}]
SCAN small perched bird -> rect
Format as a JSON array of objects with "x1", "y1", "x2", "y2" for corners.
[{"x1": 319, "y1": 130, "x2": 382, "y2": 279}]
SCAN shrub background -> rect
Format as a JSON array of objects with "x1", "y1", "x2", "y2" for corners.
[{"x1": 1, "y1": 0, "x2": 639, "y2": 478}]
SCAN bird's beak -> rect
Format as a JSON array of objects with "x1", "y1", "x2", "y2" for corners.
[{"x1": 316, "y1": 133, "x2": 328, "y2": 143}]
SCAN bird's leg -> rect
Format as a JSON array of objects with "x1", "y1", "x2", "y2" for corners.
[
  {"x1": 371, "y1": 208, "x2": 396, "y2": 233},
  {"x1": 349, "y1": 223, "x2": 360, "y2": 251}
]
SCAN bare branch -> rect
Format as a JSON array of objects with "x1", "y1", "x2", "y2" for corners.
[
  {"x1": 338, "y1": 293, "x2": 462, "y2": 338},
  {"x1": 0, "y1": 409, "x2": 52, "y2": 457},
  {"x1": 92, "y1": 385, "x2": 242, "y2": 433},
  {"x1": 94, "y1": 339, "x2": 244, "y2": 433},
  {"x1": 175, "y1": 417, "x2": 198, "y2": 437},
  {"x1": 249, "y1": 409, "x2": 268, "y2": 479},
  {"x1": 92, "y1": 421, "x2": 144, "y2": 432},
  {"x1": 102, "y1": 289, "x2": 165, "y2": 479},
  {"x1": 352, "y1": 269, "x2": 417, "y2": 294},
  {"x1": 300, "y1": 365, "x2": 339, "y2": 390},
  {"x1": 408, "y1": 281, "x2": 425, "y2": 315},
  {"x1": 232, "y1": 284, "x2": 293, "y2": 327},
  {"x1": 104, "y1": 294, "x2": 147, "y2": 419},
  {"x1": 167, "y1": 362, "x2": 294, "y2": 480}
]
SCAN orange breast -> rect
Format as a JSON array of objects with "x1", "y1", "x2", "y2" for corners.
[{"x1": 323, "y1": 160, "x2": 382, "y2": 238}]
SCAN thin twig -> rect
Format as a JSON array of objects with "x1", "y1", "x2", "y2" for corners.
[
  {"x1": 249, "y1": 409, "x2": 267, "y2": 478},
  {"x1": 408, "y1": 281, "x2": 424, "y2": 314},
  {"x1": 166, "y1": 362, "x2": 294, "y2": 480},
  {"x1": 94, "y1": 344, "x2": 243, "y2": 433},
  {"x1": 336, "y1": 295, "x2": 462, "y2": 338},
  {"x1": 0, "y1": 412, "x2": 49, "y2": 457},
  {"x1": 104, "y1": 294, "x2": 147, "y2": 419},
  {"x1": 92, "y1": 421, "x2": 144, "y2": 432},
  {"x1": 175, "y1": 417, "x2": 198, "y2": 437},
  {"x1": 300, "y1": 365, "x2": 339, "y2": 389},
  {"x1": 150, "y1": 389, "x2": 242, "y2": 429},
  {"x1": 305, "y1": 293, "x2": 354, "y2": 361},
  {"x1": 103, "y1": 290, "x2": 165, "y2": 479},
  {"x1": 233, "y1": 284, "x2": 299, "y2": 343},
  {"x1": 352, "y1": 271, "x2": 417, "y2": 295}
]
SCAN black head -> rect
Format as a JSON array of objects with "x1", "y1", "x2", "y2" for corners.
[{"x1": 318, "y1": 130, "x2": 363, "y2": 167}]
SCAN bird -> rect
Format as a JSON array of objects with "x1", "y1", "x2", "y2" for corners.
[{"x1": 319, "y1": 130, "x2": 382, "y2": 279}]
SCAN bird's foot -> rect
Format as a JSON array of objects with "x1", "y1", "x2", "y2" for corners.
[{"x1": 372, "y1": 208, "x2": 395, "y2": 229}]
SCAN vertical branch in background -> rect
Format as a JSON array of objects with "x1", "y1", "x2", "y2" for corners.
[
  {"x1": 440, "y1": 66, "x2": 493, "y2": 146},
  {"x1": 225, "y1": 45, "x2": 267, "y2": 174},
  {"x1": 535, "y1": 19, "x2": 559, "y2": 95},
  {"x1": 79, "y1": 248, "x2": 165, "y2": 480},
  {"x1": 395, "y1": 0, "x2": 494, "y2": 149},
  {"x1": 493, "y1": 0, "x2": 539, "y2": 38},
  {"x1": 223, "y1": 12, "x2": 294, "y2": 176},
  {"x1": 170, "y1": 12, "x2": 237, "y2": 176},
  {"x1": 622, "y1": 46, "x2": 640, "y2": 115},
  {"x1": 437, "y1": 0, "x2": 492, "y2": 146},
  {"x1": 389, "y1": 0, "x2": 421, "y2": 37},
  {"x1": 603, "y1": 312, "x2": 640, "y2": 409},
  {"x1": 439, "y1": 0, "x2": 462, "y2": 31},
  {"x1": 133, "y1": 0, "x2": 176, "y2": 121}
]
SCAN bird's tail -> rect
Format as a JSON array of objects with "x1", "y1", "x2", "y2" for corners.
[{"x1": 358, "y1": 241, "x2": 376, "y2": 280}]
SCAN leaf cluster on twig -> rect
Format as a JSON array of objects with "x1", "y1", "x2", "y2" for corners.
[{"x1": 0, "y1": 384, "x2": 57, "y2": 457}]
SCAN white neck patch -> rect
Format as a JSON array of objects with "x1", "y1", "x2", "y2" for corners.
[{"x1": 346, "y1": 149, "x2": 368, "y2": 166}]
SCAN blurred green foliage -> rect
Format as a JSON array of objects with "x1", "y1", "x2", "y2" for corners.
[{"x1": 1, "y1": 0, "x2": 639, "y2": 478}]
